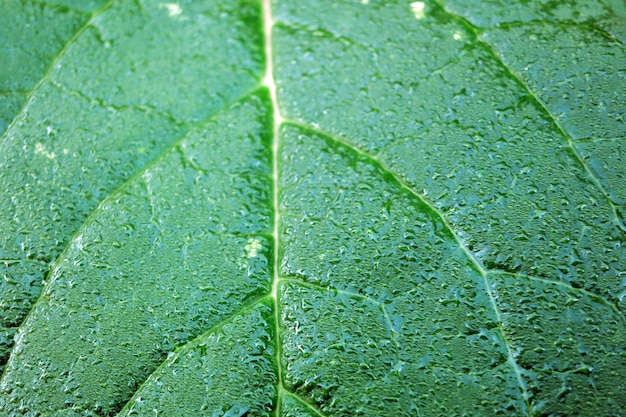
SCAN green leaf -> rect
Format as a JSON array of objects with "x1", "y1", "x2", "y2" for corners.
[{"x1": 1, "y1": 0, "x2": 624, "y2": 415}]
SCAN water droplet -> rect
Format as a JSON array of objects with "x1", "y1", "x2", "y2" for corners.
[
  {"x1": 245, "y1": 238, "x2": 262, "y2": 258},
  {"x1": 159, "y1": 3, "x2": 183, "y2": 17},
  {"x1": 410, "y1": 2, "x2": 426, "y2": 19}
]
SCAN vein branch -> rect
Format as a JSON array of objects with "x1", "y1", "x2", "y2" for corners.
[
  {"x1": 491, "y1": 270, "x2": 626, "y2": 325},
  {"x1": 575, "y1": 136, "x2": 626, "y2": 144},
  {"x1": 280, "y1": 277, "x2": 401, "y2": 352},
  {"x1": 48, "y1": 79, "x2": 184, "y2": 126},
  {"x1": 281, "y1": 388, "x2": 329, "y2": 417},
  {"x1": 0, "y1": 0, "x2": 116, "y2": 143},
  {"x1": 478, "y1": 20, "x2": 624, "y2": 45},
  {"x1": 0, "y1": 87, "x2": 262, "y2": 370},
  {"x1": 117, "y1": 295, "x2": 270, "y2": 413},
  {"x1": 283, "y1": 119, "x2": 533, "y2": 414},
  {"x1": 274, "y1": 20, "x2": 377, "y2": 54},
  {"x1": 432, "y1": 0, "x2": 624, "y2": 233}
]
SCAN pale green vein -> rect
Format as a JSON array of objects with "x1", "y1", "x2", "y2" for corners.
[
  {"x1": 275, "y1": 388, "x2": 283, "y2": 417},
  {"x1": 279, "y1": 277, "x2": 401, "y2": 358},
  {"x1": 280, "y1": 276, "x2": 378, "y2": 304},
  {"x1": 0, "y1": 0, "x2": 116, "y2": 143},
  {"x1": 262, "y1": 2, "x2": 285, "y2": 417},
  {"x1": 575, "y1": 136, "x2": 626, "y2": 144},
  {"x1": 271, "y1": 18, "x2": 384, "y2": 92},
  {"x1": 0, "y1": 259, "x2": 45, "y2": 265},
  {"x1": 0, "y1": 86, "x2": 262, "y2": 373},
  {"x1": 176, "y1": 144, "x2": 208, "y2": 175},
  {"x1": 430, "y1": 363, "x2": 510, "y2": 379},
  {"x1": 117, "y1": 295, "x2": 270, "y2": 415},
  {"x1": 281, "y1": 388, "x2": 329, "y2": 417},
  {"x1": 283, "y1": 119, "x2": 533, "y2": 415},
  {"x1": 530, "y1": 364, "x2": 595, "y2": 376},
  {"x1": 274, "y1": 20, "x2": 377, "y2": 54},
  {"x1": 433, "y1": 0, "x2": 625, "y2": 233},
  {"x1": 479, "y1": 20, "x2": 624, "y2": 45},
  {"x1": 49, "y1": 79, "x2": 184, "y2": 128},
  {"x1": 490, "y1": 270, "x2": 625, "y2": 324}
]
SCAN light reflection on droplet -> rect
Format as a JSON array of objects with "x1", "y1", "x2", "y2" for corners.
[
  {"x1": 159, "y1": 3, "x2": 183, "y2": 17},
  {"x1": 410, "y1": 2, "x2": 426, "y2": 19}
]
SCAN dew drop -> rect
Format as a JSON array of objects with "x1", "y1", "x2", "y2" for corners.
[{"x1": 410, "y1": 2, "x2": 426, "y2": 19}]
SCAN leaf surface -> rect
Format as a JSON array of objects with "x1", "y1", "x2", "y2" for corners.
[{"x1": 0, "y1": 0, "x2": 624, "y2": 416}]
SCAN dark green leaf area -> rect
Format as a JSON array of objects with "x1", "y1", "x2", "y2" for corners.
[
  {"x1": 0, "y1": 95, "x2": 24, "y2": 138},
  {"x1": 54, "y1": 0, "x2": 263, "y2": 123},
  {"x1": 0, "y1": 84, "x2": 186, "y2": 373},
  {"x1": 578, "y1": 140, "x2": 626, "y2": 221},
  {"x1": 441, "y1": 0, "x2": 626, "y2": 45},
  {"x1": 482, "y1": 24, "x2": 625, "y2": 142},
  {"x1": 0, "y1": 0, "x2": 624, "y2": 416},
  {"x1": 492, "y1": 272, "x2": 626, "y2": 415},
  {"x1": 442, "y1": 0, "x2": 622, "y2": 26},
  {"x1": 442, "y1": 0, "x2": 626, "y2": 216},
  {"x1": 0, "y1": 0, "x2": 264, "y2": 371},
  {"x1": 0, "y1": 95, "x2": 273, "y2": 415},
  {"x1": 279, "y1": 127, "x2": 525, "y2": 416},
  {"x1": 0, "y1": 0, "x2": 93, "y2": 133},
  {"x1": 273, "y1": 0, "x2": 624, "y2": 304},
  {"x1": 0, "y1": 81, "x2": 186, "y2": 261},
  {"x1": 0, "y1": 259, "x2": 47, "y2": 371},
  {"x1": 119, "y1": 301, "x2": 277, "y2": 416}
]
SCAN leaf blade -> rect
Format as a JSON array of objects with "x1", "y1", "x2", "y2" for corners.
[
  {"x1": 0, "y1": 93, "x2": 273, "y2": 413},
  {"x1": 0, "y1": 0, "x2": 264, "y2": 372},
  {"x1": 1, "y1": 0, "x2": 624, "y2": 415}
]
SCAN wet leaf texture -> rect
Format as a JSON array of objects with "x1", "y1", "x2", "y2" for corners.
[{"x1": 0, "y1": 0, "x2": 624, "y2": 415}]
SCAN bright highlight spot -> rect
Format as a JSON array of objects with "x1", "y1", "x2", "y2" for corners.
[
  {"x1": 410, "y1": 1, "x2": 426, "y2": 19},
  {"x1": 35, "y1": 143, "x2": 55, "y2": 159},
  {"x1": 453, "y1": 32, "x2": 463, "y2": 40},
  {"x1": 160, "y1": 3, "x2": 183, "y2": 17},
  {"x1": 245, "y1": 238, "x2": 262, "y2": 258},
  {"x1": 361, "y1": 0, "x2": 369, "y2": 4}
]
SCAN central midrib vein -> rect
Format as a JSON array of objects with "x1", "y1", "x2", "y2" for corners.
[
  {"x1": 262, "y1": 0, "x2": 285, "y2": 411},
  {"x1": 261, "y1": 2, "x2": 530, "y2": 415}
]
